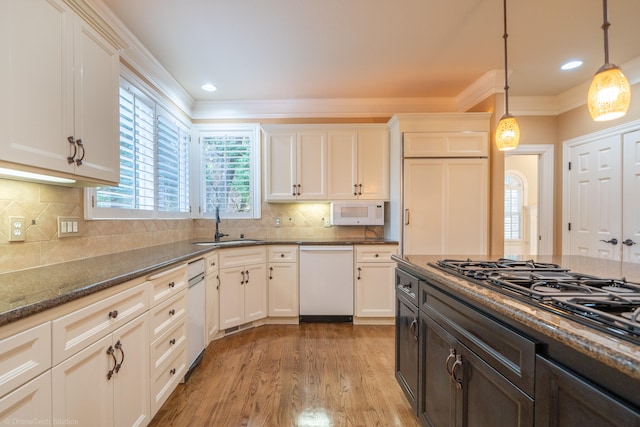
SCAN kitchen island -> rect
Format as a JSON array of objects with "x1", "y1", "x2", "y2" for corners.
[{"x1": 393, "y1": 254, "x2": 640, "y2": 427}]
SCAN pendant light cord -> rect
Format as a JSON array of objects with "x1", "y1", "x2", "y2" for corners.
[
  {"x1": 502, "y1": 0, "x2": 510, "y2": 115},
  {"x1": 601, "y1": 0, "x2": 610, "y2": 65}
]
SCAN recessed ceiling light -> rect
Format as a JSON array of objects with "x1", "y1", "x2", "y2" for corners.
[
  {"x1": 561, "y1": 60, "x2": 583, "y2": 70},
  {"x1": 202, "y1": 84, "x2": 217, "y2": 92}
]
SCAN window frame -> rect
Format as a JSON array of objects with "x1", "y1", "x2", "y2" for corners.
[
  {"x1": 85, "y1": 72, "x2": 193, "y2": 220},
  {"x1": 195, "y1": 123, "x2": 262, "y2": 220},
  {"x1": 504, "y1": 170, "x2": 528, "y2": 241}
]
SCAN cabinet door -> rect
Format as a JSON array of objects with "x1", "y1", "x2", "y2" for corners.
[
  {"x1": 395, "y1": 295, "x2": 419, "y2": 413},
  {"x1": 113, "y1": 314, "x2": 150, "y2": 427},
  {"x1": 0, "y1": 371, "x2": 52, "y2": 425},
  {"x1": 268, "y1": 263, "x2": 299, "y2": 317},
  {"x1": 404, "y1": 158, "x2": 488, "y2": 255},
  {"x1": 52, "y1": 334, "x2": 114, "y2": 427},
  {"x1": 327, "y1": 130, "x2": 358, "y2": 199},
  {"x1": 297, "y1": 131, "x2": 327, "y2": 200},
  {"x1": 72, "y1": 16, "x2": 120, "y2": 183},
  {"x1": 355, "y1": 263, "x2": 395, "y2": 317},
  {"x1": 265, "y1": 131, "x2": 297, "y2": 201},
  {"x1": 420, "y1": 313, "x2": 457, "y2": 427},
  {"x1": 219, "y1": 266, "x2": 245, "y2": 329},
  {"x1": 0, "y1": 0, "x2": 74, "y2": 175},
  {"x1": 457, "y1": 342, "x2": 533, "y2": 427},
  {"x1": 358, "y1": 129, "x2": 389, "y2": 200},
  {"x1": 205, "y1": 272, "x2": 220, "y2": 342},
  {"x1": 244, "y1": 263, "x2": 267, "y2": 323},
  {"x1": 535, "y1": 356, "x2": 639, "y2": 427}
]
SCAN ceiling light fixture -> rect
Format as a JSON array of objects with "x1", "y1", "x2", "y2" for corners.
[
  {"x1": 587, "y1": 0, "x2": 631, "y2": 121},
  {"x1": 495, "y1": 0, "x2": 520, "y2": 151},
  {"x1": 561, "y1": 60, "x2": 583, "y2": 71},
  {"x1": 202, "y1": 83, "x2": 217, "y2": 92}
]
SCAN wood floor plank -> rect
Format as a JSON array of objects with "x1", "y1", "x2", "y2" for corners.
[{"x1": 149, "y1": 323, "x2": 421, "y2": 427}]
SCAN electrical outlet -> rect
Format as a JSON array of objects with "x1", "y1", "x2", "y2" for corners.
[
  {"x1": 58, "y1": 216, "x2": 80, "y2": 238},
  {"x1": 274, "y1": 217, "x2": 281, "y2": 227},
  {"x1": 9, "y1": 216, "x2": 26, "y2": 242},
  {"x1": 323, "y1": 218, "x2": 331, "y2": 228}
]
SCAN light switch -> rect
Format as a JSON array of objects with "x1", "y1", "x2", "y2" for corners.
[{"x1": 58, "y1": 216, "x2": 80, "y2": 238}]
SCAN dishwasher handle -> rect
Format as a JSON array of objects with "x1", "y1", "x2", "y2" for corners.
[{"x1": 299, "y1": 245, "x2": 354, "y2": 251}]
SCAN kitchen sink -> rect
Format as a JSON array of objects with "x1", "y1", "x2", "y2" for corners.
[{"x1": 194, "y1": 239, "x2": 261, "y2": 246}]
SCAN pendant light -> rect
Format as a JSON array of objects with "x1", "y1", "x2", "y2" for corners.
[
  {"x1": 495, "y1": 0, "x2": 520, "y2": 151},
  {"x1": 587, "y1": 0, "x2": 631, "y2": 121}
]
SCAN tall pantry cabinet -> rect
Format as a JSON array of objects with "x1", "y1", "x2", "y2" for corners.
[{"x1": 389, "y1": 114, "x2": 491, "y2": 255}]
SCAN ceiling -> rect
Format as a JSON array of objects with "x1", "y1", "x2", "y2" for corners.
[{"x1": 98, "y1": 0, "x2": 640, "y2": 105}]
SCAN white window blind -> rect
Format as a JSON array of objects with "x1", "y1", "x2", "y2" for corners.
[
  {"x1": 200, "y1": 129, "x2": 258, "y2": 219},
  {"x1": 504, "y1": 174, "x2": 523, "y2": 240},
  {"x1": 157, "y1": 109, "x2": 189, "y2": 213}
]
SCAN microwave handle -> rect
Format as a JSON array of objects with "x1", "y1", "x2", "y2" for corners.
[{"x1": 404, "y1": 209, "x2": 410, "y2": 225}]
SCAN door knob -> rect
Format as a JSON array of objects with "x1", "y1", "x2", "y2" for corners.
[
  {"x1": 623, "y1": 239, "x2": 637, "y2": 246},
  {"x1": 599, "y1": 238, "x2": 618, "y2": 245}
]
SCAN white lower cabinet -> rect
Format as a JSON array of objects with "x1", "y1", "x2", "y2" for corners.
[
  {"x1": 205, "y1": 252, "x2": 220, "y2": 343},
  {"x1": 268, "y1": 246, "x2": 299, "y2": 318},
  {"x1": 354, "y1": 245, "x2": 397, "y2": 320},
  {"x1": 52, "y1": 313, "x2": 150, "y2": 427},
  {"x1": 0, "y1": 371, "x2": 52, "y2": 425},
  {"x1": 219, "y1": 247, "x2": 267, "y2": 330}
]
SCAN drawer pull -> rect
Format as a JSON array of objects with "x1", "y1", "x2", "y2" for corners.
[
  {"x1": 375, "y1": 253, "x2": 379, "y2": 257},
  {"x1": 170, "y1": 368, "x2": 176, "y2": 375},
  {"x1": 269, "y1": 266, "x2": 273, "y2": 280},
  {"x1": 409, "y1": 317, "x2": 418, "y2": 340},
  {"x1": 169, "y1": 309, "x2": 176, "y2": 316},
  {"x1": 245, "y1": 269, "x2": 250, "y2": 284},
  {"x1": 169, "y1": 338, "x2": 176, "y2": 345},
  {"x1": 357, "y1": 267, "x2": 362, "y2": 280},
  {"x1": 168, "y1": 281, "x2": 176, "y2": 288},
  {"x1": 108, "y1": 310, "x2": 118, "y2": 319},
  {"x1": 451, "y1": 355, "x2": 463, "y2": 390},
  {"x1": 280, "y1": 253, "x2": 285, "y2": 258},
  {"x1": 114, "y1": 340, "x2": 125, "y2": 373},
  {"x1": 445, "y1": 348, "x2": 456, "y2": 376}
]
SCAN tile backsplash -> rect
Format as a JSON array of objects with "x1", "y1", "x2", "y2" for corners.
[{"x1": 0, "y1": 179, "x2": 380, "y2": 273}]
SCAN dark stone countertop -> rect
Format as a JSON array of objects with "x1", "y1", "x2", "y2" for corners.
[
  {"x1": 0, "y1": 238, "x2": 397, "y2": 327},
  {"x1": 392, "y1": 254, "x2": 640, "y2": 381}
]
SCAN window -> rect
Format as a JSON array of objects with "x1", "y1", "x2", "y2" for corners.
[
  {"x1": 86, "y1": 78, "x2": 191, "y2": 219},
  {"x1": 198, "y1": 126, "x2": 261, "y2": 219},
  {"x1": 504, "y1": 173, "x2": 523, "y2": 240}
]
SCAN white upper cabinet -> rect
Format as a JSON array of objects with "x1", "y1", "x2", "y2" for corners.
[
  {"x1": 0, "y1": 0, "x2": 120, "y2": 185},
  {"x1": 264, "y1": 129, "x2": 327, "y2": 201},
  {"x1": 265, "y1": 125, "x2": 389, "y2": 202},
  {"x1": 327, "y1": 127, "x2": 389, "y2": 200}
]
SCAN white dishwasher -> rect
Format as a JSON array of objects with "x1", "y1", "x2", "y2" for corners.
[{"x1": 299, "y1": 245, "x2": 354, "y2": 322}]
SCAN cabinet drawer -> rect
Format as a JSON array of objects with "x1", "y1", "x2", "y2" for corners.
[
  {"x1": 219, "y1": 246, "x2": 266, "y2": 268},
  {"x1": 356, "y1": 245, "x2": 397, "y2": 262},
  {"x1": 52, "y1": 282, "x2": 149, "y2": 365},
  {"x1": 205, "y1": 252, "x2": 219, "y2": 275},
  {"x1": 149, "y1": 290, "x2": 187, "y2": 342},
  {"x1": 0, "y1": 370, "x2": 51, "y2": 423},
  {"x1": 150, "y1": 317, "x2": 187, "y2": 377},
  {"x1": 268, "y1": 246, "x2": 298, "y2": 263},
  {"x1": 424, "y1": 282, "x2": 536, "y2": 396},
  {"x1": 0, "y1": 322, "x2": 51, "y2": 398},
  {"x1": 150, "y1": 345, "x2": 187, "y2": 416},
  {"x1": 396, "y1": 268, "x2": 420, "y2": 306},
  {"x1": 148, "y1": 264, "x2": 188, "y2": 307}
]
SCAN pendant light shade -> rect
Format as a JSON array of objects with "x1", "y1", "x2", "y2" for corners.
[
  {"x1": 495, "y1": 114, "x2": 521, "y2": 151},
  {"x1": 496, "y1": 0, "x2": 519, "y2": 151},
  {"x1": 587, "y1": 0, "x2": 631, "y2": 121}
]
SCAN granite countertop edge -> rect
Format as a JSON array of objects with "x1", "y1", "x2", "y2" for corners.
[
  {"x1": 391, "y1": 255, "x2": 640, "y2": 381},
  {"x1": 0, "y1": 238, "x2": 397, "y2": 327}
]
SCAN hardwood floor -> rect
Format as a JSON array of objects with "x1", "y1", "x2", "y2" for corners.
[{"x1": 149, "y1": 323, "x2": 421, "y2": 427}]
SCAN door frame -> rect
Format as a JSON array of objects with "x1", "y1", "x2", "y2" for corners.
[
  {"x1": 506, "y1": 144, "x2": 554, "y2": 255},
  {"x1": 562, "y1": 119, "x2": 640, "y2": 255}
]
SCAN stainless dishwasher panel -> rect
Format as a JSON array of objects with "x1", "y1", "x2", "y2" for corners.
[{"x1": 299, "y1": 245, "x2": 354, "y2": 322}]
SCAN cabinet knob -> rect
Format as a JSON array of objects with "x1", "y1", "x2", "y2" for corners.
[
  {"x1": 108, "y1": 310, "x2": 118, "y2": 319},
  {"x1": 375, "y1": 253, "x2": 379, "y2": 257},
  {"x1": 280, "y1": 253, "x2": 285, "y2": 257},
  {"x1": 168, "y1": 281, "x2": 176, "y2": 288},
  {"x1": 169, "y1": 338, "x2": 176, "y2": 345},
  {"x1": 169, "y1": 309, "x2": 175, "y2": 316},
  {"x1": 170, "y1": 368, "x2": 176, "y2": 375}
]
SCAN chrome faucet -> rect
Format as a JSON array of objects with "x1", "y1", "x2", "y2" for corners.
[{"x1": 214, "y1": 206, "x2": 228, "y2": 242}]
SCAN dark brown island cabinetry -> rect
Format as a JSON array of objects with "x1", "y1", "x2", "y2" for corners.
[{"x1": 395, "y1": 265, "x2": 640, "y2": 427}]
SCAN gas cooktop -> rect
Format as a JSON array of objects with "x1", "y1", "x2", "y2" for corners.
[{"x1": 432, "y1": 258, "x2": 640, "y2": 345}]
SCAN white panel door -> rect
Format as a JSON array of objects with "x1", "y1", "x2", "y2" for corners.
[
  {"x1": 297, "y1": 131, "x2": 327, "y2": 200},
  {"x1": 623, "y1": 130, "x2": 640, "y2": 263},
  {"x1": 264, "y1": 131, "x2": 297, "y2": 200},
  {"x1": 327, "y1": 130, "x2": 358, "y2": 199},
  {"x1": 404, "y1": 158, "x2": 487, "y2": 255},
  {"x1": 567, "y1": 136, "x2": 622, "y2": 260}
]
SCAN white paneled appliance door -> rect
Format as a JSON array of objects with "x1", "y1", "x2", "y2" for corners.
[
  {"x1": 186, "y1": 258, "x2": 206, "y2": 379},
  {"x1": 299, "y1": 246, "x2": 354, "y2": 322}
]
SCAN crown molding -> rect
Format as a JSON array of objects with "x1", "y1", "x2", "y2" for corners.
[{"x1": 456, "y1": 70, "x2": 503, "y2": 112}]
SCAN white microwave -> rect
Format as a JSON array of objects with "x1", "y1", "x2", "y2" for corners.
[{"x1": 330, "y1": 201, "x2": 384, "y2": 226}]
